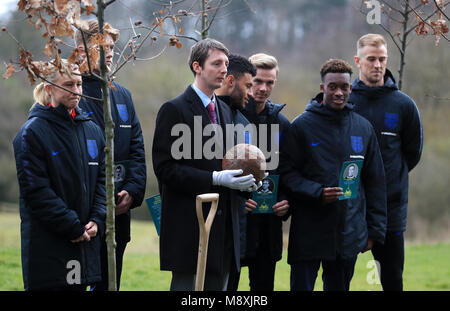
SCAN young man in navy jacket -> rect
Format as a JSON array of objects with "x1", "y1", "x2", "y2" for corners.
[
  {"x1": 280, "y1": 59, "x2": 387, "y2": 291},
  {"x1": 241, "y1": 53, "x2": 290, "y2": 291},
  {"x1": 75, "y1": 20, "x2": 147, "y2": 290},
  {"x1": 350, "y1": 34, "x2": 423, "y2": 291}
]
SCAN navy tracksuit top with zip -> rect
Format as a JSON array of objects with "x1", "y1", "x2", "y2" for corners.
[
  {"x1": 13, "y1": 104, "x2": 106, "y2": 290},
  {"x1": 78, "y1": 76, "x2": 146, "y2": 243},
  {"x1": 350, "y1": 70, "x2": 423, "y2": 232},
  {"x1": 280, "y1": 95, "x2": 387, "y2": 262}
]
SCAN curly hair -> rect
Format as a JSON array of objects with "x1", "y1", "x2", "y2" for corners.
[
  {"x1": 227, "y1": 54, "x2": 257, "y2": 79},
  {"x1": 320, "y1": 59, "x2": 353, "y2": 81}
]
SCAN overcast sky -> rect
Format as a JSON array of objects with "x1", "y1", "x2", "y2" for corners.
[{"x1": 0, "y1": 0, "x2": 16, "y2": 17}]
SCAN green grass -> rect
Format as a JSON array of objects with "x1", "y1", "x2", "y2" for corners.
[{"x1": 1, "y1": 211, "x2": 449, "y2": 291}]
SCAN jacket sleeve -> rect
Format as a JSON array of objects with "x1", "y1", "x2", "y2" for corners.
[
  {"x1": 401, "y1": 97, "x2": 423, "y2": 172},
  {"x1": 89, "y1": 133, "x2": 106, "y2": 236},
  {"x1": 278, "y1": 122, "x2": 324, "y2": 201},
  {"x1": 14, "y1": 127, "x2": 85, "y2": 241},
  {"x1": 275, "y1": 113, "x2": 291, "y2": 220},
  {"x1": 362, "y1": 127, "x2": 387, "y2": 244},
  {"x1": 121, "y1": 90, "x2": 147, "y2": 208},
  {"x1": 152, "y1": 101, "x2": 214, "y2": 196}
]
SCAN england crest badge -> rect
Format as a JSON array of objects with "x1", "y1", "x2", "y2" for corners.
[
  {"x1": 351, "y1": 136, "x2": 363, "y2": 153},
  {"x1": 384, "y1": 112, "x2": 399, "y2": 130},
  {"x1": 117, "y1": 104, "x2": 129, "y2": 122},
  {"x1": 87, "y1": 139, "x2": 98, "y2": 160}
]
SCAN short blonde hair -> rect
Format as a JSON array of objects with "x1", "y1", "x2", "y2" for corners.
[
  {"x1": 249, "y1": 53, "x2": 279, "y2": 74},
  {"x1": 357, "y1": 33, "x2": 387, "y2": 56},
  {"x1": 33, "y1": 60, "x2": 79, "y2": 106}
]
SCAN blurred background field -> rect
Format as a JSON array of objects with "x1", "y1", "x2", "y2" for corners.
[
  {"x1": 0, "y1": 0, "x2": 449, "y2": 291},
  {"x1": 1, "y1": 210, "x2": 449, "y2": 291}
]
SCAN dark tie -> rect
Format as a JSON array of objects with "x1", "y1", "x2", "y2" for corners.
[{"x1": 206, "y1": 101, "x2": 217, "y2": 124}]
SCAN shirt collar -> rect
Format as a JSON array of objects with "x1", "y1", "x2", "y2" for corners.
[{"x1": 191, "y1": 83, "x2": 216, "y2": 108}]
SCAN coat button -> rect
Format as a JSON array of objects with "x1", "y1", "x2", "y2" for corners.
[{"x1": 217, "y1": 210, "x2": 222, "y2": 216}]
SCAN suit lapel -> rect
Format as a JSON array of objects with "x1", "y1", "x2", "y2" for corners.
[{"x1": 185, "y1": 85, "x2": 211, "y2": 130}]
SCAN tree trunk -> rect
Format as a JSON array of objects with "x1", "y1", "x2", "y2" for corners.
[
  {"x1": 398, "y1": 0, "x2": 410, "y2": 91},
  {"x1": 201, "y1": 0, "x2": 208, "y2": 39},
  {"x1": 97, "y1": 0, "x2": 117, "y2": 291}
]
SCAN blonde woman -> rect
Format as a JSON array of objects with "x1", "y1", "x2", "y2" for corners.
[{"x1": 13, "y1": 61, "x2": 106, "y2": 290}]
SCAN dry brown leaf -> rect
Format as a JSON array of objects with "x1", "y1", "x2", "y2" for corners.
[
  {"x1": 28, "y1": 0, "x2": 42, "y2": 9},
  {"x1": 109, "y1": 81, "x2": 117, "y2": 91},
  {"x1": 18, "y1": 0, "x2": 27, "y2": 11},
  {"x1": 49, "y1": 17, "x2": 74, "y2": 37},
  {"x1": 82, "y1": 0, "x2": 95, "y2": 15},
  {"x1": 2, "y1": 63, "x2": 15, "y2": 79},
  {"x1": 68, "y1": 48, "x2": 80, "y2": 66},
  {"x1": 54, "y1": 0, "x2": 69, "y2": 14},
  {"x1": 43, "y1": 37, "x2": 56, "y2": 57}
]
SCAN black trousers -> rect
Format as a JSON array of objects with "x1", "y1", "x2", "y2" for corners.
[
  {"x1": 290, "y1": 255, "x2": 357, "y2": 291},
  {"x1": 371, "y1": 231, "x2": 405, "y2": 291},
  {"x1": 92, "y1": 239, "x2": 128, "y2": 291}
]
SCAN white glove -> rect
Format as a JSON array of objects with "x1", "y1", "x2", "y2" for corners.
[
  {"x1": 212, "y1": 169, "x2": 255, "y2": 191},
  {"x1": 246, "y1": 172, "x2": 269, "y2": 192}
]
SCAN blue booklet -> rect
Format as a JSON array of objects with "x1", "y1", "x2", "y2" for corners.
[{"x1": 145, "y1": 194, "x2": 161, "y2": 236}]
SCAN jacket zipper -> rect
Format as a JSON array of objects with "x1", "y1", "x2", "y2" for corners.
[{"x1": 72, "y1": 119, "x2": 89, "y2": 284}]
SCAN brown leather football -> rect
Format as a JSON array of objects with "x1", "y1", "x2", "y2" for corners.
[{"x1": 222, "y1": 144, "x2": 266, "y2": 183}]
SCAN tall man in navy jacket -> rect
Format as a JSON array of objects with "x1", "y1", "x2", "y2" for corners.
[
  {"x1": 75, "y1": 20, "x2": 147, "y2": 290},
  {"x1": 280, "y1": 59, "x2": 387, "y2": 291},
  {"x1": 350, "y1": 34, "x2": 423, "y2": 291}
]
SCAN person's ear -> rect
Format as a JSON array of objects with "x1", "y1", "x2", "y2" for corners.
[
  {"x1": 354, "y1": 55, "x2": 360, "y2": 68},
  {"x1": 44, "y1": 84, "x2": 52, "y2": 96},
  {"x1": 226, "y1": 75, "x2": 235, "y2": 87},
  {"x1": 192, "y1": 61, "x2": 201, "y2": 75},
  {"x1": 320, "y1": 83, "x2": 325, "y2": 93}
]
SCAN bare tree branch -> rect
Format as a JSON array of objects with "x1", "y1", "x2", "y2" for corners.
[
  {"x1": 405, "y1": 0, "x2": 450, "y2": 43},
  {"x1": 433, "y1": 0, "x2": 450, "y2": 21}
]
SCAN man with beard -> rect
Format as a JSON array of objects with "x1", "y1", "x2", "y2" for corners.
[
  {"x1": 215, "y1": 54, "x2": 256, "y2": 128},
  {"x1": 350, "y1": 33, "x2": 423, "y2": 291},
  {"x1": 215, "y1": 54, "x2": 256, "y2": 290}
]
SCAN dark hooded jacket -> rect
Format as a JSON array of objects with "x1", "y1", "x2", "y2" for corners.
[
  {"x1": 349, "y1": 70, "x2": 423, "y2": 232},
  {"x1": 78, "y1": 76, "x2": 146, "y2": 243},
  {"x1": 13, "y1": 104, "x2": 106, "y2": 290},
  {"x1": 280, "y1": 95, "x2": 387, "y2": 262},
  {"x1": 218, "y1": 95, "x2": 251, "y2": 258},
  {"x1": 241, "y1": 98, "x2": 291, "y2": 263}
]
